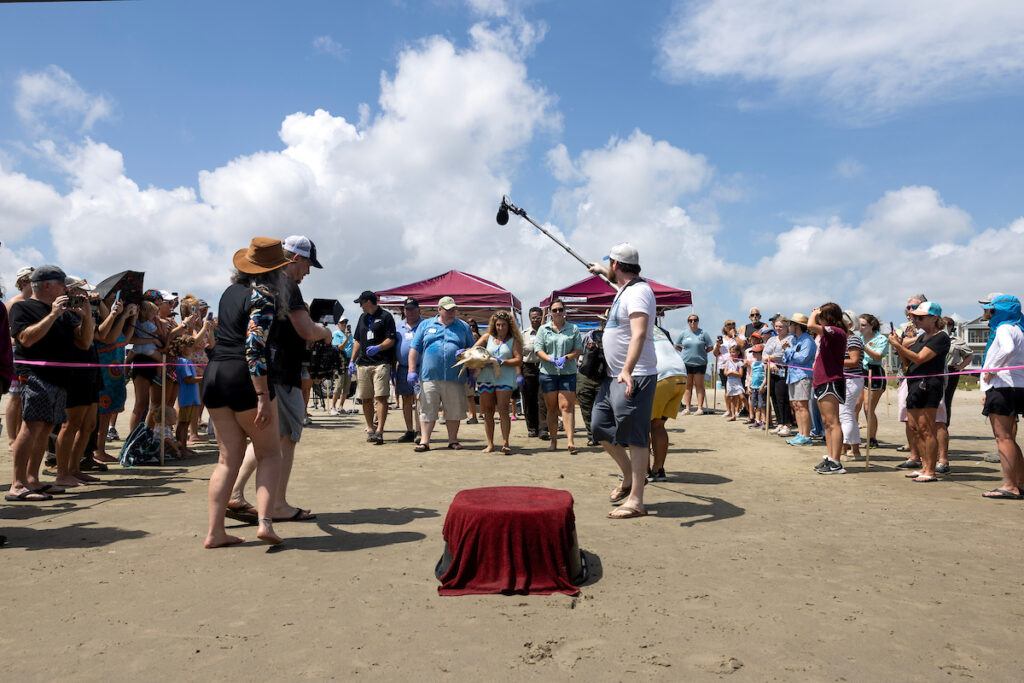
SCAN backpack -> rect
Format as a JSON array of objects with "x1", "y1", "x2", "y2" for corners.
[
  {"x1": 118, "y1": 422, "x2": 162, "y2": 467},
  {"x1": 578, "y1": 329, "x2": 607, "y2": 381}
]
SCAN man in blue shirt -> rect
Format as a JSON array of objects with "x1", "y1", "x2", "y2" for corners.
[
  {"x1": 407, "y1": 296, "x2": 474, "y2": 451},
  {"x1": 395, "y1": 298, "x2": 425, "y2": 443}
]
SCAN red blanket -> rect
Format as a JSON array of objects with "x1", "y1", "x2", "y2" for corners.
[{"x1": 437, "y1": 486, "x2": 581, "y2": 596}]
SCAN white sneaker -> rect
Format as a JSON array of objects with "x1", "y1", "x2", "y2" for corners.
[
  {"x1": 328, "y1": 409, "x2": 339, "y2": 416},
  {"x1": 777, "y1": 426, "x2": 792, "y2": 437}
]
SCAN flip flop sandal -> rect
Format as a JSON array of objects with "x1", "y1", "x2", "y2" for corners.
[
  {"x1": 274, "y1": 508, "x2": 316, "y2": 522},
  {"x1": 414, "y1": 443, "x2": 431, "y2": 452},
  {"x1": 911, "y1": 475, "x2": 940, "y2": 483},
  {"x1": 607, "y1": 505, "x2": 647, "y2": 519},
  {"x1": 448, "y1": 442, "x2": 463, "y2": 450},
  {"x1": 896, "y1": 445, "x2": 912, "y2": 453},
  {"x1": 609, "y1": 486, "x2": 631, "y2": 503},
  {"x1": 501, "y1": 446, "x2": 512, "y2": 455},
  {"x1": 225, "y1": 503, "x2": 258, "y2": 524},
  {"x1": 5, "y1": 489, "x2": 52, "y2": 502},
  {"x1": 33, "y1": 483, "x2": 66, "y2": 495},
  {"x1": 896, "y1": 459, "x2": 922, "y2": 469},
  {"x1": 567, "y1": 446, "x2": 579, "y2": 455},
  {"x1": 904, "y1": 471, "x2": 924, "y2": 478},
  {"x1": 982, "y1": 488, "x2": 1024, "y2": 500}
]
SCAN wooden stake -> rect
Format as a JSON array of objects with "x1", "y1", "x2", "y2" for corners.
[
  {"x1": 864, "y1": 369, "x2": 871, "y2": 469},
  {"x1": 712, "y1": 357, "x2": 718, "y2": 414},
  {"x1": 160, "y1": 353, "x2": 167, "y2": 466}
]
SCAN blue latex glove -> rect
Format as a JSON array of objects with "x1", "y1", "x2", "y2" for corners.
[
  {"x1": 553, "y1": 356, "x2": 567, "y2": 369},
  {"x1": 366, "y1": 344, "x2": 382, "y2": 357},
  {"x1": 455, "y1": 348, "x2": 467, "y2": 357},
  {"x1": 516, "y1": 375, "x2": 525, "y2": 388},
  {"x1": 348, "y1": 361, "x2": 356, "y2": 375},
  {"x1": 407, "y1": 370, "x2": 419, "y2": 385}
]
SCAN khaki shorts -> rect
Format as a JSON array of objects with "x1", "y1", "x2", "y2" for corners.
[
  {"x1": 651, "y1": 376, "x2": 686, "y2": 420},
  {"x1": 356, "y1": 364, "x2": 391, "y2": 399},
  {"x1": 176, "y1": 404, "x2": 198, "y2": 425},
  {"x1": 419, "y1": 380, "x2": 468, "y2": 423}
]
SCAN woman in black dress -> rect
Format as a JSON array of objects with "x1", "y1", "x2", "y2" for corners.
[{"x1": 202, "y1": 237, "x2": 292, "y2": 548}]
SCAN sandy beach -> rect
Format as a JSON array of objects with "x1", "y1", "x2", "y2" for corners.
[{"x1": 2, "y1": 388, "x2": 1023, "y2": 681}]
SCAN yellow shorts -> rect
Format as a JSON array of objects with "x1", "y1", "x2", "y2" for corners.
[{"x1": 651, "y1": 376, "x2": 686, "y2": 420}]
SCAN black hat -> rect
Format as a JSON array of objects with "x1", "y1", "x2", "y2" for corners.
[
  {"x1": 30, "y1": 265, "x2": 67, "y2": 283},
  {"x1": 404, "y1": 297, "x2": 419, "y2": 308},
  {"x1": 354, "y1": 290, "x2": 378, "y2": 304}
]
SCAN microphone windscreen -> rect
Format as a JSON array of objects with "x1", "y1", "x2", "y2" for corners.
[{"x1": 496, "y1": 207, "x2": 509, "y2": 225}]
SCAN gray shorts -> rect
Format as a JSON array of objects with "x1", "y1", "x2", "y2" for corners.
[
  {"x1": 21, "y1": 374, "x2": 68, "y2": 425},
  {"x1": 276, "y1": 384, "x2": 305, "y2": 443},
  {"x1": 788, "y1": 378, "x2": 811, "y2": 402},
  {"x1": 591, "y1": 373, "x2": 658, "y2": 447}
]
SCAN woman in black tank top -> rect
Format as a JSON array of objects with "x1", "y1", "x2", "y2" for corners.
[{"x1": 202, "y1": 237, "x2": 291, "y2": 549}]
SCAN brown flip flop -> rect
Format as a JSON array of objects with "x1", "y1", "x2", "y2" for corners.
[{"x1": 607, "y1": 505, "x2": 646, "y2": 519}]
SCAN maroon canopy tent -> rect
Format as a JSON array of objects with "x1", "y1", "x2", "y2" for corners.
[
  {"x1": 540, "y1": 275, "x2": 692, "y2": 322},
  {"x1": 376, "y1": 270, "x2": 521, "y2": 322}
]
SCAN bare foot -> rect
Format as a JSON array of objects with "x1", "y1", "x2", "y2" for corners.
[
  {"x1": 74, "y1": 472, "x2": 101, "y2": 483},
  {"x1": 204, "y1": 533, "x2": 245, "y2": 549},
  {"x1": 256, "y1": 521, "x2": 283, "y2": 545},
  {"x1": 54, "y1": 476, "x2": 83, "y2": 488},
  {"x1": 482, "y1": 445, "x2": 495, "y2": 453},
  {"x1": 548, "y1": 440, "x2": 558, "y2": 452},
  {"x1": 94, "y1": 452, "x2": 119, "y2": 463}
]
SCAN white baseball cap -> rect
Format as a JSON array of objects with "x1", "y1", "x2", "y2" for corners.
[
  {"x1": 979, "y1": 292, "x2": 1003, "y2": 307},
  {"x1": 282, "y1": 235, "x2": 323, "y2": 269},
  {"x1": 603, "y1": 243, "x2": 640, "y2": 266}
]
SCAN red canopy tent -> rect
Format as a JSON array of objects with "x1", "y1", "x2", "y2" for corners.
[
  {"x1": 376, "y1": 270, "x2": 521, "y2": 322},
  {"x1": 540, "y1": 275, "x2": 692, "y2": 323}
]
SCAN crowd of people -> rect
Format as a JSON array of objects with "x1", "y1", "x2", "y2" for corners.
[
  {"x1": 2, "y1": 236, "x2": 1023, "y2": 548},
  {"x1": 690, "y1": 296, "x2": 1024, "y2": 494}
]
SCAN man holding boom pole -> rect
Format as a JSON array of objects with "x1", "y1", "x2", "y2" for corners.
[{"x1": 587, "y1": 244, "x2": 658, "y2": 520}]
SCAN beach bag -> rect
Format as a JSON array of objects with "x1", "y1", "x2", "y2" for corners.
[
  {"x1": 118, "y1": 423, "x2": 161, "y2": 467},
  {"x1": 578, "y1": 329, "x2": 607, "y2": 381}
]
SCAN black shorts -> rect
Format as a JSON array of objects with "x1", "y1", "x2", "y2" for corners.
[
  {"x1": 865, "y1": 369, "x2": 886, "y2": 391},
  {"x1": 813, "y1": 380, "x2": 845, "y2": 404},
  {"x1": 905, "y1": 376, "x2": 944, "y2": 410},
  {"x1": 982, "y1": 387, "x2": 1024, "y2": 417},
  {"x1": 66, "y1": 370, "x2": 102, "y2": 408},
  {"x1": 131, "y1": 357, "x2": 159, "y2": 382},
  {"x1": 21, "y1": 374, "x2": 68, "y2": 425},
  {"x1": 685, "y1": 363, "x2": 707, "y2": 376},
  {"x1": 202, "y1": 358, "x2": 274, "y2": 412}
]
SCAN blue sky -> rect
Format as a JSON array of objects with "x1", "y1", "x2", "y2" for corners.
[{"x1": 2, "y1": 0, "x2": 1022, "y2": 328}]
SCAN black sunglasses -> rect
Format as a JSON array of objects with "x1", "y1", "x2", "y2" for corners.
[
  {"x1": 688, "y1": 318, "x2": 698, "y2": 322},
  {"x1": 550, "y1": 308, "x2": 565, "y2": 313}
]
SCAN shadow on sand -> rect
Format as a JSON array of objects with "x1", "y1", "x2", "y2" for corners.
[
  {"x1": 2, "y1": 521, "x2": 148, "y2": 550},
  {"x1": 644, "y1": 492, "x2": 745, "y2": 528}
]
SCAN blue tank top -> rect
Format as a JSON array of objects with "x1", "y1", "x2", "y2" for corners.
[{"x1": 477, "y1": 335, "x2": 516, "y2": 387}]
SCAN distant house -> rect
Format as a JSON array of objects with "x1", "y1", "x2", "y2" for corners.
[{"x1": 961, "y1": 316, "x2": 990, "y2": 368}]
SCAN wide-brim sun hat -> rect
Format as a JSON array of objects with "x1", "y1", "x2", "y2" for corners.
[
  {"x1": 788, "y1": 312, "x2": 809, "y2": 325},
  {"x1": 233, "y1": 237, "x2": 293, "y2": 274}
]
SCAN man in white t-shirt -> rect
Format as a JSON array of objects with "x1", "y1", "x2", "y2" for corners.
[{"x1": 587, "y1": 243, "x2": 658, "y2": 520}]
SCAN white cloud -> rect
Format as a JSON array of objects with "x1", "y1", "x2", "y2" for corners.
[
  {"x1": 835, "y1": 158, "x2": 864, "y2": 179},
  {"x1": 312, "y1": 35, "x2": 346, "y2": 59},
  {"x1": 1, "y1": 26, "x2": 561, "y2": 306},
  {"x1": 659, "y1": 1, "x2": 1024, "y2": 119},
  {"x1": 549, "y1": 130, "x2": 729, "y2": 321},
  {"x1": 744, "y1": 186, "x2": 1022, "y2": 322},
  {"x1": 0, "y1": 163, "x2": 65, "y2": 241},
  {"x1": 15, "y1": 65, "x2": 113, "y2": 133}
]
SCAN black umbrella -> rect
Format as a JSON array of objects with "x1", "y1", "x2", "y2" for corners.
[
  {"x1": 94, "y1": 270, "x2": 145, "y2": 305},
  {"x1": 309, "y1": 298, "x2": 344, "y2": 324}
]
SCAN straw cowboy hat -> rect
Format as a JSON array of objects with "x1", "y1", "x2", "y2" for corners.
[
  {"x1": 233, "y1": 237, "x2": 292, "y2": 274},
  {"x1": 788, "y1": 312, "x2": 810, "y2": 325}
]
